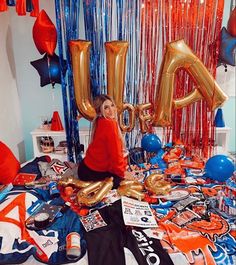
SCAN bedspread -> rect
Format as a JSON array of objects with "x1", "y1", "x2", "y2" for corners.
[{"x1": 0, "y1": 157, "x2": 235, "y2": 265}]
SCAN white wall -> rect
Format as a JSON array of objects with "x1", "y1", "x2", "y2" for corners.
[
  {"x1": 0, "y1": 11, "x2": 24, "y2": 161},
  {"x1": 9, "y1": 1, "x2": 64, "y2": 161},
  {"x1": 0, "y1": 0, "x2": 89, "y2": 162},
  {"x1": 216, "y1": 2, "x2": 236, "y2": 153}
]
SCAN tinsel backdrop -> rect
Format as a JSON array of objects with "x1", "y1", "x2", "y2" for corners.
[{"x1": 54, "y1": 0, "x2": 224, "y2": 162}]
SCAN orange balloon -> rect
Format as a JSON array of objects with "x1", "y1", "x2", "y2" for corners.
[
  {"x1": 118, "y1": 103, "x2": 135, "y2": 132},
  {"x1": 153, "y1": 39, "x2": 228, "y2": 127},
  {"x1": 105, "y1": 41, "x2": 129, "y2": 114},
  {"x1": 69, "y1": 40, "x2": 96, "y2": 121},
  {"x1": 33, "y1": 10, "x2": 57, "y2": 55},
  {"x1": 137, "y1": 103, "x2": 153, "y2": 133},
  {"x1": 227, "y1": 7, "x2": 236, "y2": 37}
]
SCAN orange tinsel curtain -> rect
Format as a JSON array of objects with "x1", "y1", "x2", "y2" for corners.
[
  {"x1": 140, "y1": 0, "x2": 224, "y2": 158},
  {"x1": 0, "y1": 0, "x2": 39, "y2": 16}
]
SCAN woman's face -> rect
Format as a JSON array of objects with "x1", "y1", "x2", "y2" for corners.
[{"x1": 102, "y1": 99, "x2": 117, "y2": 119}]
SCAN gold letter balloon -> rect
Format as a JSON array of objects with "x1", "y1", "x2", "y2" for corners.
[
  {"x1": 69, "y1": 39, "x2": 227, "y2": 129},
  {"x1": 137, "y1": 103, "x2": 153, "y2": 133},
  {"x1": 69, "y1": 40, "x2": 96, "y2": 121},
  {"x1": 152, "y1": 39, "x2": 228, "y2": 127},
  {"x1": 105, "y1": 41, "x2": 129, "y2": 114},
  {"x1": 118, "y1": 103, "x2": 136, "y2": 132}
]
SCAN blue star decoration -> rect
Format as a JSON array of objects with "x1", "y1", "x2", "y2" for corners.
[
  {"x1": 219, "y1": 27, "x2": 236, "y2": 66},
  {"x1": 30, "y1": 53, "x2": 67, "y2": 87}
]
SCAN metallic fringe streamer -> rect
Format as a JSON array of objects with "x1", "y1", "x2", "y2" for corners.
[
  {"x1": 56, "y1": 0, "x2": 223, "y2": 159},
  {"x1": 54, "y1": 0, "x2": 81, "y2": 162}
]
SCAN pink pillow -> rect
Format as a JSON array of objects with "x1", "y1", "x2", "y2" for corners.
[{"x1": 0, "y1": 141, "x2": 20, "y2": 184}]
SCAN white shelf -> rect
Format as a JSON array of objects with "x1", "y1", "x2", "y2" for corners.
[
  {"x1": 31, "y1": 126, "x2": 230, "y2": 161},
  {"x1": 31, "y1": 127, "x2": 91, "y2": 161},
  {"x1": 31, "y1": 128, "x2": 67, "y2": 161},
  {"x1": 146, "y1": 126, "x2": 231, "y2": 154},
  {"x1": 31, "y1": 128, "x2": 66, "y2": 137}
]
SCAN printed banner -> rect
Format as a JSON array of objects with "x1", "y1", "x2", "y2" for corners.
[{"x1": 121, "y1": 196, "x2": 157, "y2": 228}]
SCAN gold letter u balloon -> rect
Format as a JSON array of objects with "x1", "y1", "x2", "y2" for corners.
[
  {"x1": 69, "y1": 40, "x2": 96, "y2": 121},
  {"x1": 69, "y1": 40, "x2": 130, "y2": 124}
]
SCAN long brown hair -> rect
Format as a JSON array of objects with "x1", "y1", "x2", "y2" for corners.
[
  {"x1": 90, "y1": 94, "x2": 124, "y2": 147},
  {"x1": 93, "y1": 94, "x2": 116, "y2": 118}
]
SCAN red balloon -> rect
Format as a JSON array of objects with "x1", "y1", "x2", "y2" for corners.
[
  {"x1": 227, "y1": 7, "x2": 236, "y2": 37},
  {"x1": 33, "y1": 9, "x2": 57, "y2": 55}
]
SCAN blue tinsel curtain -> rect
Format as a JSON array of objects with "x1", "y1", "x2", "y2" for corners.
[
  {"x1": 55, "y1": 0, "x2": 143, "y2": 159},
  {"x1": 54, "y1": 0, "x2": 81, "y2": 162},
  {"x1": 54, "y1": 0, "x2": 158, "y2": 156},
  {"x1": 83, "y1": 0, "x2": 113, "y2": 96},
  {"x1": 82, "y1": 0, "x2": 142, "y2": 148}
]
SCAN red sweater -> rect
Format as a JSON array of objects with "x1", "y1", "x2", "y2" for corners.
[{"x1": 84, "y1": 117, "x2": 127, "y2": 178}]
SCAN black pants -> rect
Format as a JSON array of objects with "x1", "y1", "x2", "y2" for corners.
[
  {"x1": 78, "y1": 159, "x2": 122, "y2": 189},
  {"x1": 84, "y1": 200, "x2": 174, "y2": 265}
]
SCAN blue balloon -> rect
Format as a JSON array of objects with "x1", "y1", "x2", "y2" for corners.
[
  {"x1": 31, "y1": 53, "x2": 67, "y2": 87},
  {"x1": 156, "y1": 149, "x2": 165, "y2": 158},
  {"x1": 205, "y1": 155, "x2": 234, "y2": 182},
  {"x1": 141, "y1": 134, "x2": 162, "y2": 153},
  {"x1": 219, "y1": 27, "x2": 236, "y2": 66}
]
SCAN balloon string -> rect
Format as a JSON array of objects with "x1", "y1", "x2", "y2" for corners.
[{"x1": 51, "y1": 88, "x2": 55, "y2": 110}]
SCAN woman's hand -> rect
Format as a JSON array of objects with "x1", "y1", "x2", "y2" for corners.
[
  {"x1": 123, "y1": 149, "x2": 129, "y2": 158},
  {"x1": 124, "y1": 170, "x2": 136, "y2": 180}
]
